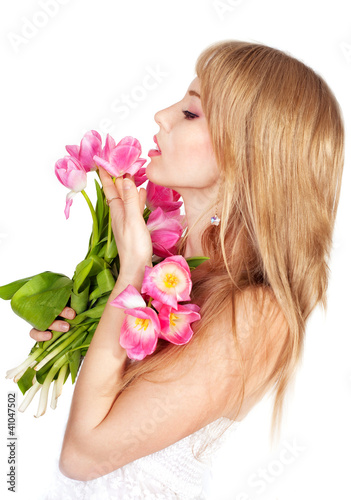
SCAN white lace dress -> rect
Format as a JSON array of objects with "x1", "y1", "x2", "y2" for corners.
[{"x1": 44, "y1": 417, "x2": 239, "y2": 499}]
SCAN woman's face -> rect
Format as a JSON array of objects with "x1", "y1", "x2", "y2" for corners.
[{"x1": 146, "y1": 77, "x2": 219, "y2": 192}]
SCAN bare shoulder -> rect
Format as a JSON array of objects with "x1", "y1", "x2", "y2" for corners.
[
  {"x1": 235, "y1": 285, "x2": 289, "y2": 342},
  {"x1": 59, "y1": 285, "x2": 289, "y2": 480},
  {"x1": 222, "y1": 285, "x2": 290, "y2": 420}
]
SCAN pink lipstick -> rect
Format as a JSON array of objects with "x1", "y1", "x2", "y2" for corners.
[{"x1": 148, "y1": 135, "x2": 162, "y2": 157}]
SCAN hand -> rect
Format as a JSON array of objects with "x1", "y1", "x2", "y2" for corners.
[
  {"x1": 98, "y1": 167, "x2": 153, "y2": 271},
  {"x1": 29, "y1": 307, "x2": 76, "y2": 342}
]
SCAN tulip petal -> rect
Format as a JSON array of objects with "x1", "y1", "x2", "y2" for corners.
[
  {"x1": 79, "y1": 130, "x2": 102, "y2": 172},
  {"x1": 102, "y1": 134, "x2": 116, "y2": 160},
  {"x1": 141, "y1": 257, "x2": 192, "y2": 309},
  {"x1": 157, "y1": 303, "x2": 201, "y2": 345},
  {"x1": 134, "y1": 167, "x2": 147, "y2": 187},
  {"x1": 65, "y1": 145, "x2": 79, "y2": 158},
  {"x1": 55, "y1": 156, "x2": 87, "y2": 192},
  {"x1": 109, "y1": 145, "x2": 141, "y2": 171},
  {"x1": 117, "y1": 136, "x2": 142, "y2": 153},
  {"x1": 126, "y1": 157, "x2": 147, "y2": 177},
  {"x1": 110, "y1": 285, "x2": 146, "y2": 310},
  {"x1": 119, "y1": 307, "x2": 160, "y2": 360},
  {"x1": 146, "y1": 182, "x2": 183, "y2": 213},
  {"x1": 64, "y1": 191, "x2": 76, "y2": 219},
  {"x1": 147, "y1": 207, "x2": 183, "y2": 258}
]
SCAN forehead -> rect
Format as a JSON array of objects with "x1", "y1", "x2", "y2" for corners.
[{"x1": 188, "y1": 76, "x2": 200, "y2": 91}]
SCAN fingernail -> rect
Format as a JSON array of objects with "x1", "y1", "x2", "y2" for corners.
[
  {"x1": 62, "y1": 323, "x2": 70, "y2": 331},
  {"x1": 123, "y1": 179, "x2": 132, "y2": 190},
  {"x1": 44, "y1": 333, "x2": 52, "y2": 340}
]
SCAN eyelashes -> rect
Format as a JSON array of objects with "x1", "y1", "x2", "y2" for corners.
[{"x1": 182, "y1": 110, "x2": 198, "y2": 120}]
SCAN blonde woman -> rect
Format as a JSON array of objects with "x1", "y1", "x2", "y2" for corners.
[{"x1": 37, "y1": 40, "x2": 344, "y2": 499}]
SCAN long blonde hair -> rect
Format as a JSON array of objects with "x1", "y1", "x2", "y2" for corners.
[{"x1": 112, "y1": 41, "x2": 345, "y2": 446}]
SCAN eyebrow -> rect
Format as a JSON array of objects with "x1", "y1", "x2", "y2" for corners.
[{"x1": 188, "y1": 90, "x2": 201, "y2": 99}]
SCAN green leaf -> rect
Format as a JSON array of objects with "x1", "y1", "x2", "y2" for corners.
[
  {"x1": 94, "y1": 179, "x2": 105, "y2": 237},
  {"x1": 10, "y1": 272, "x2": 73, "y2": 331},
  {"x1": 17, "y1": 367, "x2": 37, "y2": 395},
  {"x1": 68, "y1": 349, "x2": 81, "y2": 384},
  {"x1": 70, "y1": 282, "x2": 90, "y2": 314},
  {"x1": 105, "y1": 235, "x2": 117, "y2": 259},
  {"x1": 69, "y1": 295, "x2": 109, "y2": 325},
  {"x1": 73, "y1": 258, "x2": 94, "y2": 294},
  {"x1": 185, "y1": 256, "x2": 210, "y2": 270},
  {"x1": 63, "y1": 365, "x2": 71, "y2": 384},
  {"x1": 80, "y1": 324, "x2": 97, "y2": 356},
  {"x1": 89, "y1": 269, "x2": 115, "y2": 301},
  {"x1": 73, "y1": 255, "x2": 106, "y2": 294},
  {"x1": 0, "y1": 275, "x2": 36, "y2": 300}
]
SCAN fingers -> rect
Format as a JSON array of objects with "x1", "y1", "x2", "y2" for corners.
[
  {"x1": 99, "y1": 167, "x2": 144, "y2": 227},
  {"x1": 139, "y1": 187, "x2": 147, "y2": 214},
  {"x1": 59, "y1": 307, "x2": 76, "y2": 319},
  {"x1": 121, "y1": 177, "x2": 141, "y2": 218},
  {"x1": 29, "y1": 320, "x2": 69, "y2": 342},
  {"x1": 30, "y1": 329, "x2": 53, "y2": 342},
  {"x1": 99, "y1": 166, "x2": 122, "y2": 202},
  {"x1": 29, "y1": 307, "x2": 76, "y2": 342}
]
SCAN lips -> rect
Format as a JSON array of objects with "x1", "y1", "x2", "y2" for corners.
[
  {"x1": 148, "y1": 135, "x2": 162, "y2": 157},
  {"x1": 153, "y1": 135, "x2": 161, "y2": 153}
]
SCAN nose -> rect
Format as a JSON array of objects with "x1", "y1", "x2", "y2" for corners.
[
  {"x1": 154, "y1": 108, "x2": 166, "y2": 130},
  {"x1": 154, "y1": 103, "x2": 175, "y2": 132}
]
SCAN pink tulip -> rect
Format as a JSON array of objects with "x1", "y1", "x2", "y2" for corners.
[
  {"x1": 93, "y1": 135, "x2": 147, "y2": 178},
  {"x1": 110, "y1": 285, "x2": 161, "y2": 360},
  {"x1": 152, "y1": 301, "x2": 201, "y2": 345},
  {"x1": 65, "y1": 130, "x2": 102, "y2": 172},
  {"x1": 141, "y1": 255, "x2": 192, "y2": 310},
  {"x1": 146, "y1": 207, "x2": 184, "y2": 258},
  {"x1": 146, "y1": 181, "x2": 183, "y2": 213},
  {"x1": 133, "y1": 167, "x2": 147, "y2": 187},
  {"x1": 55, "y1": 156, "x2": 87, "y2": 219}
]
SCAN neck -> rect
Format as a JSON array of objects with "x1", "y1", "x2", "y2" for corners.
[{"x1": 178, "y1": 186, "x2": 218, "y2": 259}]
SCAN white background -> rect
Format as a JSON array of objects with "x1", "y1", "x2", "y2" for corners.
[{"x1": 0, "y1": 1, "x2": 350, "y2": 499}]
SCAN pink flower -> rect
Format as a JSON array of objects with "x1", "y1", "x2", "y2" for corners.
[
  {"x1": 152, "y1": 301, "x2": 201, "y2": 345},
  {"x1": 65, "y1": 130, "x2": 102, "y2": 172},
  {"x1": 133, "y1": 167, "x2": 147, "y2": 187},
  {"x1": 93, "y1": 135, "x2": 147, "y2": 178},
  {"x1": 55, "y1": 156, "x2": 87, "y2": 219},
  {"x1": 146, "y1": 182, "x2": 183, "y2": 213},
  {"x1": 146, "y1": 207, "x2": 184, "y2": 258},
  {"x1": 110, "y1": 285, "x2": 161, "y2": 360},
  {"x1": 141, "y1": 255, "x2": 192, "y2": 310}
]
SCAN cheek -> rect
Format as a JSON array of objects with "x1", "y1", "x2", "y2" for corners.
[
  {"x1": 190, "y1": 136, "x2": 218, "y2": 181},
  {"x1": 179, "y1": 129, "x2": 213, "y2": 165}
]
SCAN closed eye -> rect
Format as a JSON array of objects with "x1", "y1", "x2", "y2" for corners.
[{"x1": 182, "y1": 110, "x2": 198, "y2": 120}]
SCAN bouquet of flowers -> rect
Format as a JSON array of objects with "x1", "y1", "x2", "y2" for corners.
[{"x1": 0, "y1": 130, "x2": 207, "y2": 418}]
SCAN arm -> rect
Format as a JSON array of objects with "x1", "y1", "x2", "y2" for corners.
[
  {"x1": 57, "y1": 170, "x2": 232, "y2": 481},
  {"x1": 59, "y1": 268, "x2": 144, "y2": 445},
  {"x1": 57, "y1": 169, "x2": 289, "y2": 481}
]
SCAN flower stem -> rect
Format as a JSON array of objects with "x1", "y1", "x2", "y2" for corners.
[
  {"x1": 106, "y1": 176, "x2": 116, "y2": 256},
  {"x1": 107, "y1": 209, "x2": 112, "y2": 251},
  {"x1": 5, "y1": 348, "x2": 44, "y2": 380},
  {"x1": 81, "y1": 189, "x2": 99, "y2": 250},
  {"x1": 34, "y1": 327, "x2": 85, "y2": 372},
  {"x1": 18, "y1": 381, "x2": 42, "y2": 413},
  {"x1": 35, "y1": 353, "x2": 70, "y2": 418}
]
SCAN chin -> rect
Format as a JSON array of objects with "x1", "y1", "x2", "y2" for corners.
[{"x1": 145, "y1": 163, "x2": 168, "y2": 188}]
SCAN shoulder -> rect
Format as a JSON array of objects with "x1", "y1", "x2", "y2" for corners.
[{"x1": 222, "y1": 285, "x2": 290, "y2": 420}]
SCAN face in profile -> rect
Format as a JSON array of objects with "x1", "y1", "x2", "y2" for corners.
[{"x1": 146, "y1": 77, "x2": 219, "y2": 194}]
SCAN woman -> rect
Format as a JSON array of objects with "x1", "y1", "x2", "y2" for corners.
[{"x1": 36, "y1": 40, "x2": 344, "y2": 499}]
